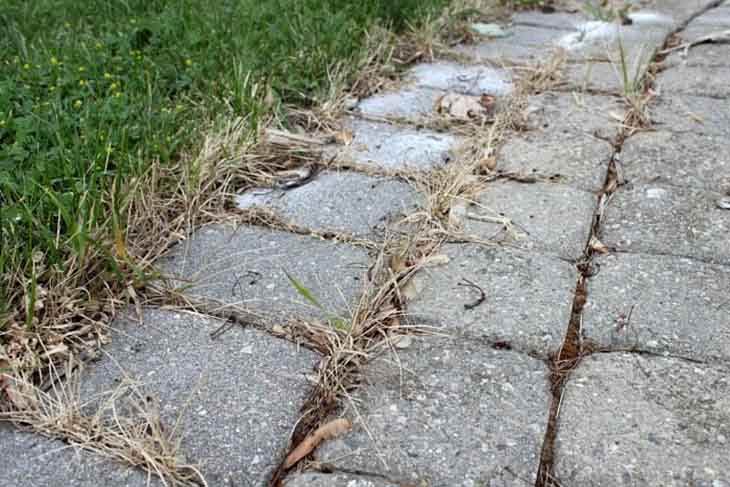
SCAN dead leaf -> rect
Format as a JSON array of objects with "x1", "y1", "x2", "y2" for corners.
[
  {"x1": 334, "y1": 129, "x2": 354, "y2": 146},
  {"x1": 435, "y1": 93, "x2": 491, "y2": 121},
  {"x1": 284, "y1": 418, "x2": 352, "y2": 469},
  {"x1": 479, "y1": 156, "x2": 497, "y2": 172},
  {"x1": 424, "y1": 254, "x2": 450, "y2": 266},
  {"x1": 589, "y1": 236, "x2": 610, "y2": 254}
]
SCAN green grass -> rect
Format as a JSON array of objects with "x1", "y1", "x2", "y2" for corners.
[{"x1": 0, "y1": 0, "x2": 447, "y2": 333}]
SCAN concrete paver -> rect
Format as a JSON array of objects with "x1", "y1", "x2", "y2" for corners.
[
  {"x1": 656, "y1": 63, "x2": 730, "y2": 98},
  {"x1": 498, "y1": 92, "x2": 619, "y2": 191},
  {"x1": 463, "y1": 180, "x2": 596, "y2": 260},
  {"x1": 355, "y1": 86, "x2": 443, "y2": 121},
  {"x1": 0, "y1": 425, "x2": 164, "y2": 487},
  {"x1": 334, "y1": 117, "x2": 460, "y2": 171},
  {"x1": 619, "y1": 130, "x2": 730, "y2": 193},
  {"x1": 285, "y1": 473, "x2": 400, "y2": 487},
  {"x1": 664, "y1": 44, "x2": 730, "y2": 68},
  {"x1": 235, "y1": 171, "x2": 422, "y2": 238},
  {"x1": 314, "y1": 336, "x2": 550, "y2": 487},
  {"x1": 555, "y1": 353, "x2": 730, "y2": 486},
  {"x1": 407, "y1": 244, "x2": 576, "y2": 353},
  {"x1": 406, "y1": 61, "x2": 514, "y2": 96},
  {"x1": 601, "y1": 183, "x2": 730, "y2": 265},
  {"x1": 457, "y1": 24, "x2": 567, "y2": 63},
  {"x1": 158, "y1": 225, "x2": 370, "y2": 322},
  {"x1": 644, "y1": 94, "x2": 730, "y2": 135},
  {"x1": 583, "y1": 252, "x2": 730, "y2": 362},
  {"x1": 80, "y1": 308, "x2": 320, "y2": 486},
  {"x1": 560, "y1": 60, "x2": 630, "y2": 94},
  {"x1": 678, "y1": 3, "x2": 730, "y2": 42}
]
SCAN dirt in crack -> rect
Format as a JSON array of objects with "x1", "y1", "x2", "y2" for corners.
[
  {"x1": 534, "y1": 271, "x2": 588, "y2": 487},
  {"x1": 531, "y1": 0, "x2": 728, "y2": 476}
]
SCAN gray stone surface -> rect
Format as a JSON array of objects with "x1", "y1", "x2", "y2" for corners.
[
  {"x1": 314, "y1": 336, "x2": 550, "y2": 487},
  {"x1": 560, "y1": 59, "x2": 630, "y2": 93},
  {"x1": 356, "y1": 86, "x2": 443, "y2": 121},
  {"x1": 406, "y1": 61, "x2": 514, "y2": 96},
  {"x1": 619, "y1": 130, "x2": 730, "y2": 193},
  {"x1": 463, "y1": 180, "x2": 596, "y2": 260},
  {"x1": 655, "y1": 61, "x2": 730, "y2": 98},
  {"x1": 583, "y1": 252, "x2": 730, "y2": 361},
  {"x1": 644, "y1": 93, "x2": 730, "y2": 135},
  {"x1": 0, "y1": 425, "x2": 162, "y2": 487},
  {"x1": 646, "y1": 0, "x2": 723, "y2": 19},
  {"x1": 665, "y1": 43, "x2": 730, "y2": 68},
  {"x1": 235, "y1": 171, "x2": 422, "y2": 238},
  {"x1": 457, "y1": 24, "x2": 567, "y2": 63},
  {"x1": 336, "y1": 117, "x2": 459, "y2": 171},
  {"x1": 285, "y1": 472, "x2": 400, "y2": 487},
  {"x1": 679, "y1": 3, "x2": 730, "y2": 42},
  {"x1": 80, "y1": 308, "x2": 319, "y2": 486},
  {"x1": 602, "y1": 183, "x2": 730, "y2": 265},
  {"x1": 512, "y1": 10, "x2": 584, "y2": 31},
  {"x1": 159, "y1": 225, "x2": 370, "y2": 321},
  {"x1": 407, "y1": 244, "x2": 576, "y2": 353},
  {"x1": 498, "y1": 92, "x2": 619, "y2": 191},
  {"x1": 555, "y1": 353, "x2": 730, "y2": 486},
  {"x1": 659, "y1": 3, "x2": 730, "y2": 90}
]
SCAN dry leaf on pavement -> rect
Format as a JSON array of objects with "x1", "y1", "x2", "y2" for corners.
[
  {"x1": 284, "y1": 418, "x2": 352, "y2": 469},
  {"x1": 435, "y1": 93, "x2": 492, "y2": 121}
]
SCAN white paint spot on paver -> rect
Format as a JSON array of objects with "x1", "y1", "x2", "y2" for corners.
[
  {"x1": 646, "y1": 187, "x2": 668, "y2": 199},
  {"x1": 557, "y1": 21, "x2": 619, "y2": 50}
]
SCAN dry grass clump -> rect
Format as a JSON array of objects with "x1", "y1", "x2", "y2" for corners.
[{"x1": 1, "y1": 359, "x2": 205, "y2": 486}]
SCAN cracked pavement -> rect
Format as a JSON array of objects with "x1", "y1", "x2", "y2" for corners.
[{"x1": 3, "y1": 1, "x2": 730, "y2": 486}]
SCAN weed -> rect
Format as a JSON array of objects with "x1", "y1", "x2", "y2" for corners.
[{"x1": 284, "y1": 270, "x2": 350, "y2": 331}]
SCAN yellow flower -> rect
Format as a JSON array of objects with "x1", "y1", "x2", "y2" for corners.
[
  {"x1": 23, "y1": 63, "x2": 31, "y2": 70},
  {"x1": 64, "y1": 22, "x2": 71, "y2": 28},
  {"x1": 79, "y1": 79, "x2": 87, "y2": 86},
  {"x1": 106, "y1": 144, "x2": 113, "y2": 154},
  {"x1": 73, "y1": 100, "x2": 82, "y2": 109},
  {"x1": 185, "y1": 59, "x2": 193, "y2": 66},
  {"x1": 49, "y1": 86, "x2": 55, "y2": 92},
  {"x1": 95, "y1": 42, "x2": 103, "y2": 49},
  {"x1": 175, "y1": 104, "x2": 183, "y2": 111},
  {"x1": 113, "y1": 92, "x2": 122, "y2": 98},
  {"x1": 104, "y1": 72, "x2": 112, "y2": 79},
  {"x1": 0, "y1": 120, "x2": 6, "y2": 127},
  {"x1": 50, "y1": 57, "x2": 59, "y2": 65},
  {"x1": 78, "y1": 66, "x2": 86, "y2": 72},
  {"x1": 110, "y1": 82, "x2": 118, "y2": 90}
]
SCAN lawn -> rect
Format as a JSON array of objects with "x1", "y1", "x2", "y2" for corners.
[{"x1": 0, "y1": 0, "x2": 447, "y2": 365}]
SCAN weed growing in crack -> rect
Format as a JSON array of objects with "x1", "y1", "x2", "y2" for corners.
[
  {"x1": 284, "y1": 270, "x2": 350, "y2": 332},
  {"x1": 612, "y1": 37, "x2": 654, "y2": 134}
]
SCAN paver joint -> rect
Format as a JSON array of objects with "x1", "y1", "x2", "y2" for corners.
[{"x1": 3, "y1": 1, "x2": 729, "y2": 486}]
